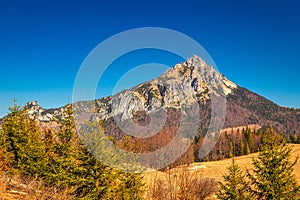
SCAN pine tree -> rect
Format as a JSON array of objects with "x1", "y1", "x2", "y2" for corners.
[
  {"x1": 0, "y1": 100, "x2": 23, "y2": 168},
  {"x1": 49, "y1": 104, "x2": 78, "y2": 187},
  {"x1": 228, "y1": 142, "x2": 233, "y2": 158},
  {"x1": 297, "y1": 134, "x2": 300, "y2": 144},
  {"x1": 217, "y1": 159, "x2": 251, "y2": 200},
  {"x1": 0, "y1": 125, "x2": 8, "y2": 171},
  {"x1": 19, "y1": 109, "x2": 48, "y2": 176},
  {"x1": 239, "y1": 140, "x2": 244, "y2": 156},
  {"x1": 247, "y1": 127, "x2": 299, "y2": 199},
  {"x1": 79, "y1": 120, "x2": 145, "y2": 199},
  {"x1": 51, "y1": 104, "x2": 144, "y2": 199},
  {"x1": 70, "y1": 119, "x2": 122, "y2": 199},
  {"x1": 290, "y1": 134, "x2": 296, "y2": 143},
  {"x1": 243, "y1": 128, "x2": 254, "y2": 153},
  {"x1": 244, "y1": 142, "x2": 250, "y2": 155},
  {"x1": 0, "y1": 100, "x2": 47, "y2": 176}
]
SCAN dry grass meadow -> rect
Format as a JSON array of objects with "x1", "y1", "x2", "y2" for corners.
[{"x1": 143, "y1": 144, "x2": 300, "y2": 199}]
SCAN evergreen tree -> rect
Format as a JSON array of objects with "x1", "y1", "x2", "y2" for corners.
[
  {"x1": 228, "y1": 142, "x2": 233, "y2": 158},
  {"x1": 49, "y1": 104, "x2": 78, "y2": 187},
  {"x1": 247, "y1": 127, "x2": 299, "y2": 199},
  {"x1": 244, "y1": 142, "x2": 250, "y2": 155},
  {"x1": 217, "y1": 159, "x2": 251, "y2": 200},
  {"x1": 0, "y1": 100, "x2": 23, "y2": 168},
  {"x1": 289, "y1": 134, "x2": 296, "y2": 143},
  {"x1": 0, "y1": 100, "x2": 47, "y2": 176},
  {"x1": 243, "y1": 128, "x2": 254, "y2": 153},
  {"x1": 52, "y1": 104, "x2": 144, "y2": 199},
  {"x1": 0, "y1": 125, "x2": 8, "y2": 171},
  {"x1": 239, "y1": 140, "x2": 244, "y2": 156},
  {"x1": 297, "y1": 134, "x2": 300, "y2": 144},
  {"x1": 78, "y1": 120, "x2": 145, "y2": 199}
]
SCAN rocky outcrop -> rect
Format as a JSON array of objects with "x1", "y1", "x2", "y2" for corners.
[{"x1": 25, "y1": 101, "x2": 63, "y2": 122}]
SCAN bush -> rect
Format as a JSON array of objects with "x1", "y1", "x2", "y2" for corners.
[{"x1": 147, "y1": 167, "x2": 217, "y2": 200}]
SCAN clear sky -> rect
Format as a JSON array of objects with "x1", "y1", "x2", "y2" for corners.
[{"x1": 0, "y1": 0, "x2": 300, "y2": 117}]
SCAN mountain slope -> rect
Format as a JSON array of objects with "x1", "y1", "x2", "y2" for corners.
[
  {"x1": 3, "y1": 55, "x2": 300, "y2": 135},
  {"x1": 226, "y1": 86, "x2": 300, "y2": 134},
  {"x1": 2, "y1": 55, "x2": 299, "y2": 168}
]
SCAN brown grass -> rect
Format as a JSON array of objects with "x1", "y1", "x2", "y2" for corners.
[
  {"x1": 144, "y1": 144, "x2": 300, "y2": 199},
  {"x1": 144, "y1": 168, "x2": 217, "y2": 200},
  {"x1": 177, "y1": 144, "x2": 300, "y2": 183},
  {"x1": 0, "y1": 172, "x2": 71, "y2": 200}
]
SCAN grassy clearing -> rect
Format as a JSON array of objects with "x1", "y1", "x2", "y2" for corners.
[{"x1": 144, "y1": 144, "x2": 300, "y2": 197}]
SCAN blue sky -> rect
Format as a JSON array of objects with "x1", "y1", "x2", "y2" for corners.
[{"x1": 0, "y1": 0, "x2": 300, "y2": 117}]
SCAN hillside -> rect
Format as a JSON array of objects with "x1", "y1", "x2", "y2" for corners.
[
  {"x1": 143, "y1": 144, "x2": 300, "y2": 199},
  {"x1": 1, "y1": 55, "x2": 300, "y2": 171},
  {"x1": 226, "y1": 86, "x2": 300, "y2": 134},
  {"x1": 173, "y1": 144, "x2": 300, "y2": 183}
]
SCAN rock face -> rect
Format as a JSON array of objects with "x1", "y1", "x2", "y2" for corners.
[
  {"x1": 26, "y1": 101, "x2": 53, "y2": 122},
  {"x1": 25, "y1": 101, "x2": 63, "y2": 122},
  {"x1": 82, "y1": 55, "x2": 235, "y2": 122}
]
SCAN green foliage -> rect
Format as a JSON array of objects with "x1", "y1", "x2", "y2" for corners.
[
  {"x1": 219, "y1": 127, "x2": 300, "y2": 199},
  {"x1": 228, "y1": 142, "x2": 233, "y2": 158},
  {"x1": 290, "y1": 134, "x2": 297, "y2": 143},
  {"x1": 288, "y1": 133, "x2": 300, "y2": 144},
  {"x1": 244, "y1": 142, "x2": 250, "y2": 155},
  {"x1": 48, "y1": 104, "x2": 81, "y2": 188},
  {"x1": 243, "y1": 128, "x2": 254, "y2": 153},
  {"x1": 51, "y1": 104, "x2": 144, "y2": 199},
  {"x1": 217, "y1": 159, "x2": 251, "y2": 200},
  {"x1": 0, "y1": 99, "x2": 47, "y2": 176},
  {"x1": 297, "y1": 134, "x2": 300, "y2": 144},
  {"x1": 0, "y1": 100, "x2": 145, "y2": 199},
  {"x1": 247, "y1": 127, "x2": 299, "y2": 199},
  {"x1": 238, "y1": 140, "x2": 244, "y2": 156},
  {"x1": 72, "y1": 120, "x2": 144, "y2": 199}
]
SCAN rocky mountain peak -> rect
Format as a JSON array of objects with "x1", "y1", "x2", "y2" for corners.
[
  {"x1": 1, "y1": 55, "x2": 299, "y2": 138},
  {"x1": 85, "y1": 55, "x2": 239, "y2": 122},
  {"x1": 25, "y1": 100, "x2": 40, "y2": 109},
  {"x1": 160, "y1": 55, "x2": 236, "y2": 97},
  {"x1": 185, "y1": 54, "x2": 206, "y2": 67},
  {"x1": 25, "y1": 101, "x2": 59, "y2": 122},
  {"x1": 17, "y1": 56, "x2": 238, "y2": 124},
  {"x1": 172, "y1": 55, "x2": 210, "y2": 73}
]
